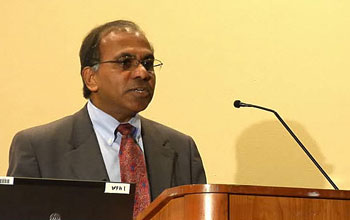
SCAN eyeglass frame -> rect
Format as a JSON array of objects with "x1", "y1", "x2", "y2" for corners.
[{"x1": 91, "y1": 55, "x2": 163, "y2": 74}]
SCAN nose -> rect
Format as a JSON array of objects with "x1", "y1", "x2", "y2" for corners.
[{"x1": 132, "y1": 63, "x2": 152, "y2": 80}]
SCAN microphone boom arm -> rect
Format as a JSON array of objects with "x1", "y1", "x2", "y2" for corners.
[{"x1": 237, "y1": 101, "x2": 339, "y2": 190}]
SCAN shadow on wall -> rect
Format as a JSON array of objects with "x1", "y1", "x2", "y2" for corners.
[{"x1": 235, "y1": 120, "x2": 333, "y2": 189}]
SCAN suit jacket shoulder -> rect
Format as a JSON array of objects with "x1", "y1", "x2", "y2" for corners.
[{"x1": 7, "y1": 106, "x2": 108, "y2": 181}]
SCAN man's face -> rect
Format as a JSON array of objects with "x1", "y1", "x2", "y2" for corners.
[{"x1": 90, "y1": 31, "x2": 156, "y2": 122}]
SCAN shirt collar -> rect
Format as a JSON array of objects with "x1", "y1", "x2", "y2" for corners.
[{"x1": 87, "y1": 100, "x2": 142, "y2": 146}]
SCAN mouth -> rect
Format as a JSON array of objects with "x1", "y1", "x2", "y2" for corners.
[
  {"x1": 128, "y1": 87, "x2": 152, "y2": 96},
  {"x1": 134, "y1": 88, "x2": 147, "y2": 93}
]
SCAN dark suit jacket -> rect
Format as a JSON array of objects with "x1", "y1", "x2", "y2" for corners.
[{"x1": 7, "y1": 106, "x2": 206, "y2": 200}]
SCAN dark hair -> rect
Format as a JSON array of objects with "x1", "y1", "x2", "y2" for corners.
[{"x1": 79, "y1": 20, "x2": 145, "y2": 98}]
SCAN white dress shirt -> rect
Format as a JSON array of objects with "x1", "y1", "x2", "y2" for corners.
[{"x1": 87, "y1": 100, "x2": 144, "y2": 182}]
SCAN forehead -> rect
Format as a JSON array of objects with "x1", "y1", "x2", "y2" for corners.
[{"x1": 99, "y1": 31, "x2": 153, "y2": 58}]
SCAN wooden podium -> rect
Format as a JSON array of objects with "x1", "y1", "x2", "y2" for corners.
[{"x1": 136, "y1": 184, "x2": 350, "y2": 220}]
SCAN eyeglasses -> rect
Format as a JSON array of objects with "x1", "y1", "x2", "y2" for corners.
[{"x1": 93, "y1": 55, "x2": 163, "y2": 74}]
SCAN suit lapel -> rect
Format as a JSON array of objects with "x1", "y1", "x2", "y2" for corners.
[
  {"x1": 65, "y1": 106, "x2": 109, "y2": 181},
  {"x1": 141, "y1": 117, "x2": 177, "y2": 199}
]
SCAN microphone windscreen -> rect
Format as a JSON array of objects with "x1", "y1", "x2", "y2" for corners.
[{"x1": 233, "y1": 100, "x2": 241, "y2": 108}]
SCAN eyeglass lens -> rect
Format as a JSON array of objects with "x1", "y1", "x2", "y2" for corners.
[{"x1": 119, "y1": 56, "x2": 157, "y2": 72}]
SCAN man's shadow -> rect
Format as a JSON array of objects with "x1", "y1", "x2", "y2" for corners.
[{"x1": 234, "y1": 120, "x2": 334, "y2": 189}]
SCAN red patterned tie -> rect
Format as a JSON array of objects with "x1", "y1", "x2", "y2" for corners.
[{"x1": 117, "y1": 123, "x2": 151, "y2": 218}]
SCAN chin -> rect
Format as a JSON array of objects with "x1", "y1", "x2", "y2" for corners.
[{"x1": 131, "y1": 102, "x2": 150, "y2": 113}]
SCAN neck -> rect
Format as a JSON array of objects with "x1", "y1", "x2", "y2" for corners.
[{"x1": 88, "y1": 99, "x2": 135, "y2": 123}]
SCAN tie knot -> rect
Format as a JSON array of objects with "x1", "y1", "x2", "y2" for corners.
[{"x1": 116, "y1": 123, "x2": 135, "y2": 136}]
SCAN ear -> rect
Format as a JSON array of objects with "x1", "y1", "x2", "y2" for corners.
[{"x1": 82, "y1": 66, "x2": 98, "y2": 93}]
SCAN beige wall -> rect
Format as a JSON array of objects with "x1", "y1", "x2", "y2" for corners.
[{"x1": 1, "y1": 0, "x2": 350, "y2": 190}]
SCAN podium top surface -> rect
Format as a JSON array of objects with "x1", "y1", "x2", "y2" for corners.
[
  {"x1": 136, "y1": 184, "x2": 350, "y2": 220},
  {"x1": 156, "y1": 184, "x2": 350, "y2": 200}
]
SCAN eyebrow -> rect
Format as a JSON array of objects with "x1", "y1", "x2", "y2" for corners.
[
  {"x1": 143, "y1": 54, "x2": 155, "y2": 60},
  {"x1": 113, "y1": 53, "x2": 154, "y2": 60}
]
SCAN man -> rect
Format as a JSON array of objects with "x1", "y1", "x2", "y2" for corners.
[{"x1": 7, "y1": 20, "x2": 206, "y2": 216}]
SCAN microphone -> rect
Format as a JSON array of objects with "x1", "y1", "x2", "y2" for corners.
[
  {"x1": 233, "y1": 100, "x2": 339, "y2": 190},
  {"x1": 233, "y1": 100, "x2": 243, "y2": 108}
]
